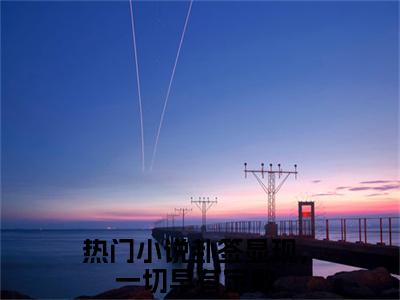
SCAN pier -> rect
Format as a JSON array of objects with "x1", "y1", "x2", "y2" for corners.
[{"x1": 152, "y1": 203, "x2": 399, "y2": 293}]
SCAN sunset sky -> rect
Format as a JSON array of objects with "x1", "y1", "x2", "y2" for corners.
[{"x1": 2, "y1": 1, "x2": 399, "y2": 229}]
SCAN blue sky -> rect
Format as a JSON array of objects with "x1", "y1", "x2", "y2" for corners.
[{"x1": 2, "y1": 1, "x2": 398, "y2": 228}]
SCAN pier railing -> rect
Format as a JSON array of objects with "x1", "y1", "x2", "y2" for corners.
[
  {"x1": 156, "y1": 217, "x2": 399, "y2": 246},
  {"x1": 202, "y1": 217, "x2": 399, "y2": 246},
  {"x1": 206, "y1": 220, "x2": 266, "y2": 235}
]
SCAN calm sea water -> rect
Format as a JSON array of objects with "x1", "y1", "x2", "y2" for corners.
[
  {"x1": 1, "y1": 230, "x2": 178, "y2": 299},
  {"x1": 0, "y1": 229, "x2": 388, "y2": 299}
]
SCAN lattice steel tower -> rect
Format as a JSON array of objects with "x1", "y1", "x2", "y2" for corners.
[
  {"x1": 244, "y1": 163, "x2": 298, "y2": 223},
  {"x1": 191, "y1": 197, "x2": 217, "y2": 228}
]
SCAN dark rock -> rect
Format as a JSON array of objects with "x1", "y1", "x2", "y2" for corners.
[
  {"x1": 75, "y1": 285, "x2": 153, "y2": 299},
  {"x1": 273, "y1": 276, "x2": 332, "y2": 293},
  {"x1": 337, "y1": 284, "x2": 375, "y2": 299},
  {"x1": 165, "y1": 282, "x2": 239, "y2": 299},
  {"x1": 240, "y1": 291, "x2": 267, "y2": 299},
  {"x1": 294, "y1": 291, "x2": 343, "y2": 299},
  {"x1": 307, "y1": 276, "x2": 332, "y2": 292},
  {"x1": 268, "y1": 290, "x2": 294, "y2": 298},
  {"x1": 1, "y1": 290, "x2": 32, "y2": 299},
  {"x1": 380, "y1": 288, "x2": 400, "y2": 299},
  {"x1": 268, "y1": 290, "x2": 342, "y2": 299},
  {"x1": 327, "y1": 267, "x2": 399, "y2": 298}
]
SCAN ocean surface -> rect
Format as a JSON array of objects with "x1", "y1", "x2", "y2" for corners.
[{"x1": 0, "y1": 228, "x2": 396, "y2": 299}]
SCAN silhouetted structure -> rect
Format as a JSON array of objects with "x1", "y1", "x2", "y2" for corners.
[
  {"x1": 244, "y1": 163, "x2": 297, "y2": 236},
  {"x1": 190, "y1": 197, "x2": 217, "y2": 232},
  {"x1": 298, "y1": 201, "x2": 315, "y2": 238}
]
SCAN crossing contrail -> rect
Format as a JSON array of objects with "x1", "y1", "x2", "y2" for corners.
[
  {"x1": 150, "y1": 0, "x2": 193, "y2": 171},
  {"x1": 129, "y1": 0, "x2": 145, "y2": 172}
]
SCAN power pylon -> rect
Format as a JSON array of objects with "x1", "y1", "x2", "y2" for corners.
[
  {"x1": 191, "y1": 197, "x2": 217, "y2": 229},
  {"x1": 167, "y1": 213, "x2": 180, "y2": 228},
  {"x1": 244, "y1": 163, "x2": 297, "y2": 224},
  {"x1": 175, "y1": 208, "x2": 192, "y2": 230}
]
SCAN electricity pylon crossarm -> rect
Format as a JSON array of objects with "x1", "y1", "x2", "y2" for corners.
[
  {"x1": 175, "y1": 208, "x2": 192, "y2": 230},
  {"x1": 190, "y1": 197, "x2": 218, "y2": 230},
  {"x1": 244, "y1": 163, "x2": 297, "y2": 224}
]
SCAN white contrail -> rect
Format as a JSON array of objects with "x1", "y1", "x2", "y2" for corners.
[
  {"x1": 150, "y1": 0, "x2": 193, "y2": 171},
  {"x1": 129, "y1": 0, "x2": 145, "y2": 172}
]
